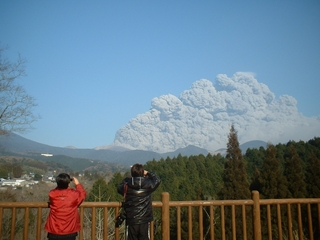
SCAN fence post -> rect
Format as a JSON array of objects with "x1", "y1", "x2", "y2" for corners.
[
  {"x1": 252, "y1": 191, "x2": 261, "y2": 240},
  {"x1": 161, "y1": 192, "x2": 170, "y2": 240}
]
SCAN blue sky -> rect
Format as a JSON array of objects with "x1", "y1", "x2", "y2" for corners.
[{"x1": 1, "y1": 1, "x2": 319, "y2": 149}]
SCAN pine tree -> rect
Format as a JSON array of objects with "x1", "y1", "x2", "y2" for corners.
[
  {"x1": 305, "y1": 151, "x2": 320, "y2": 198},
  {"x1": 245, "y1": 147, "x2": 265, "y2": 180},
  {"x1": 87, "y1": 177, "x2": 109, "y2": 202},
  {"x1": 250, "y1": 167, "x2": 262, "y2": 193},
  {"x1": 282, "y1": 143, "x2": 307, "y2": 234},
  {"x1": 284, "y1": 144, "x2": 307, "y2": 198},
  {"x1": 218, "y1": 124, "x2": 250, "y2": 200},
  {"x1": 260, "y1": 143, "x2": 289, "y2": 199},
  {"x1": 105, "y1": 172, "x2": 127, "y2": 202},
  {"x1": 259, "y1": 144, "x2": 289, "y2": 238},
  {"x1": 305, "y1": 151, "x2": 320, "y2": 240},
  {"x1": 218, "y1": 124, "x2": 251, "y2": 240}
]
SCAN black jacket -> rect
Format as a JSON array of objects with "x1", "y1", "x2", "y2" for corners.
[{"x1": 117, "y1": 172, "x2": 161, "y2": 225}]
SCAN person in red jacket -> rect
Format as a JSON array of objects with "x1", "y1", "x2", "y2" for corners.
[{"x1": 45, "y1": 173, "x2": 86, "y2": 240}]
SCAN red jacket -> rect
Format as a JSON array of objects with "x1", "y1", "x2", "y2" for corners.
[{"x1": 45, "y1": 184, "x2": 86, "y2": 235}]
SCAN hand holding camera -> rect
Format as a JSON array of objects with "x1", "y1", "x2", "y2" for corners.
[
  {"x1": 115, "y1": 212, "x2": 126, "y2": 227},
  {"x1": 72, "y1": 177, "x2": 80, "y2": 185}
]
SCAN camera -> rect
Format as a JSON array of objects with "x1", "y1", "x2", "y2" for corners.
[{"x1": 115, "y1": 212, "x2": 126, "y2": 228}]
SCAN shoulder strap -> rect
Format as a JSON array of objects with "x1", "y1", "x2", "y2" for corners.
[{"x1": 123, "y1": 183, "x2": 128, "y2": 200}]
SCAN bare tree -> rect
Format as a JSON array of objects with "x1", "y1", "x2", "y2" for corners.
[{"x1": 0, "y1": 45, "x2": 38, "y2": 135}]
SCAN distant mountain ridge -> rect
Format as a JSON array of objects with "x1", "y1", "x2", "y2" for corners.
[
  {"x1": 0, "y1": 133, "x2": 267, "y2": 166},
  {"x1": 213, "y1": 140, "x2": 268, "y2": 156}
]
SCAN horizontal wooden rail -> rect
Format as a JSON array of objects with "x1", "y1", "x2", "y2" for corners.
[{"x1": 0, "y1": 192, "x2": 319, "y2": 240}]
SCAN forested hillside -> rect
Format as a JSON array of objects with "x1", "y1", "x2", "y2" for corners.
[
  {"x1": 0, "y1": 153, "x2": 128, "y2": 179},
  {"x1": 91, "y1": 132, "x2": 320, "y2": 240},
  {"x1": 103, "y1": 135, "x2": 320, "y2": 202},
  {"x1": 1, "y1": 129, "x2": 319, "y2": 240}
]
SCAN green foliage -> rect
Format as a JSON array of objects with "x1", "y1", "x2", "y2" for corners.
[
  {"x1": 0, "y1": 163, "x2": 10, "y2": 178},
  {"x1": 22, "y1": 159, "x2": 47, "y2": 171},
  {"x1": 105, "y1": 172, "x2": 126, "y2": 202},
  {"x1": 219, "y1": 124, "x2": 251, "y2": 200},
  {"x1": 12, "y1": 163, "x2": 23, "y2": 178},
  {"x1": 100, "y1": 137, "x2": 320, "y2": 204},
  {"x1": 308, "y1": 137, "x2": 320, "y2": 157},
  {"x1": 87, "y1": 177, "x2": 110, "y2": 202},
  {"x1": 218, "y1": 124, "x2": 251, "y2": 240},
  {"x1": 0, "y1": 156, "x2": 49, "y2": 178},
  {"x1": 250, "y1": 167, "x2": 262, "y2": 193},
  {"x1": 1, "y1": 135, "x2": 319, "y2": 239},
  {"x1": 305, "y1": 151, "x2": 320, "y2": 198},
  {"x1": 284, "y1": 144, "x2": 307, "y2": 198},
  {"x1": 0, "y1": 161, "x2": 24, "y2": 178},
  {"x1": 36, "y1": 155, "x2": 95, "y2": 172},
  {"x1": 104, "y1": 153, "x2": 225, "y2": 203},
  {"x1": 33, "y1": 173, "x2": 42, "y2": 181},
  {"x1": 146, "y1": 154, "x2": 224, "y2": 201},
  {"x1": 0, "y1": 152, "x2": 128, "y2": 176},
  {"x1": 245, "y1": 147, "x2": 265, "y2": 180},
  {"x1": 304, "y1": 150, "x2": 320, "y2": 239},
  {"x1": 259, "y1": 144, "x2": 289, "y2": 199},
  {"x1": 82, "y1": 137, "x2": 319, "y2": 239}
]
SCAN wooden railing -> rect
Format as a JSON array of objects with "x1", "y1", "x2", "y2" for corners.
[{"x1": 0, "y1": 191, "x2": 319, "y2": 240}]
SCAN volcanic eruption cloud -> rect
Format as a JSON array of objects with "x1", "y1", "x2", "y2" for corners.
[{"x1": 114, "y1": 72, "x2": 320, "y2": 153}]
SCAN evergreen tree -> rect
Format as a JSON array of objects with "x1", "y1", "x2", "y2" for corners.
[
  {"x1": 12, "y1": 163, "x2": 23, "y2": 178},
  {"x1": 249, "y1": 167, "x2": 262, "y2": 193},
  {"x1": 284, "y1": 144, "x2": 307, "y2": 198},
  {"x1": 306, "y1": 138, "x2": 320, "y2": 166},
  {"x1": 305, "y1": 151, "x2": 320, "y2": 240},
  {"x1": 218, "y1": 124, "x2": 250, "y2": 200},
  {"x1": 0, "y1": 163, "x2": 10, "y2": 178},
  {"x1": 87, "y1": 177, "x2": 109, "y2": 202},
  {"x1": 245, "y1": 147, "x2": 265, "y2": 180},
  {"x1": 105, "y1": 172, "x2": 126, "y2": 202},
  {"x1": 308, "y1": 137, "x2": 320, "y2": 156},
  {"x1": 259, "y1": 144, "x2": 289, "y2": 238},
  {"x1": 260, "y1": 143, "x2": 289, "y2": 199},
  {"x1": 204, "y1": 153, "x2": 224, "y2": 199},
  {"x1": 34, "y1": 173, "x2": 42, "y2": 181},
  {"x1": 305, "y1": 151, "x2": 320, "y2": 198},
  {"x1": 282, "y1": 143, "x2": 307, "y2": 235},
  {"x1": 218, "y1": 124, "x2": 251, "y2": 240}
]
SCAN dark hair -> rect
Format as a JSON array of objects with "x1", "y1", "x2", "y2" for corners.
[
  {"x1": 131, "y1": 164, "x2": 144, "y2": 177},
  {"x1": 56, "y1": 173, "x2": 72, "y2": 189}
]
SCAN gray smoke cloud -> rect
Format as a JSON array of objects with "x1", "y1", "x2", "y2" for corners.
[{"x1": 113, "y1": 72, "x2": 320, "y2": 153}]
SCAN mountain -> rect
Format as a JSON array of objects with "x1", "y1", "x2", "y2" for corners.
[
  {"x1": 0, "y1": 133, "x2": 267, "y2": 166},
  {"x1": 213, "y1": 140, "x2": 268, "y2": 156},
  {"x1": 240, "y1": 140, "x2": 268, "y2": 152},
  {"x1": 0, "y1": 133, "x2": 208, "y2": 166}
]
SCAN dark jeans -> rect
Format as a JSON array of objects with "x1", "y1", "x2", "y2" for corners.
[
  {"x1": 127, "y1": 223, "x2": 149, "y2": 240},
  {"x1": 47, "y1": 232, "x2": 77, "y2": 240}
]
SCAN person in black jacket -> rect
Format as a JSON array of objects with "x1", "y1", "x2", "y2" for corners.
[{"x1": 117, "y1": 163, "x2": 161, "y2": 240}]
